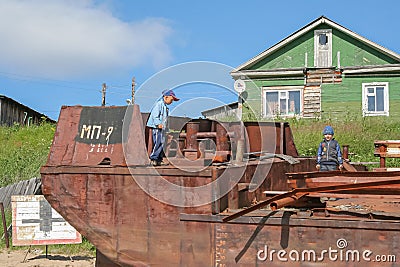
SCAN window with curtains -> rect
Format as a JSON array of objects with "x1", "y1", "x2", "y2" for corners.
[
  {"x1": 263, "y1": 89, "x2": 301, "y2": 117},
  {"x1": 362, "y1": 82, "x2": 389, "y2": 116}
]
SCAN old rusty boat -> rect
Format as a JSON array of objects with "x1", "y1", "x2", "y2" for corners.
[{"x1": 40, "y1": 105, "x2": 400, "y2": 266}]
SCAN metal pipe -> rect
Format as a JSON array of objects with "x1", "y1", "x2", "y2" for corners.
[
  {"x1": 270, "y1": 193, "x2": 307, "y2": 211},
  {"x1": 342, "y1": 145, "x2": 349, "y2": 160},
  {"x1": 179, "y1": 131, "x2": 234, "y2": 139},
  {"x1": 147, "y1": 128, "x2": 153, "y2": 156},
  {"x1": 379, "y1": 145, "x2": 386, "y2": 168},
  {"x1": 180, "y1": 132, "x2": 216, "y2": 138},
  {"x1": 216, "y1": 123, "x2": 229, "y2": 152},
  {"x1": 184, "y1": 121, "x2": 200, "y2": 160},
  {"x1": 280, "y1": 122, "x2": 285, "y2": 154},
  {"x1": 211, "y1": 168, "x2": 220, "y2": 214},
  {"x1": 185, "y1": 121, "x2": 200, "y2": 151}
]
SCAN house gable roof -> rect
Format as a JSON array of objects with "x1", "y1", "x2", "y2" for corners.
[{"x1": 232, "y1": 16, "x2": 400, "y2": 73}]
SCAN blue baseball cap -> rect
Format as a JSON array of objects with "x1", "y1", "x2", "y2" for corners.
[
  {"x1": 162, "y1": 89, "x2": 179, "y2": 101},
  {"x1": 322, "y1": 126, "x2": 334, "y2": 135}
]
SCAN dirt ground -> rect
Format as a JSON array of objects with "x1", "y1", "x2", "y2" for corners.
[{"x1": 0, "y1": 249, "x2": 95, "y2": 267}]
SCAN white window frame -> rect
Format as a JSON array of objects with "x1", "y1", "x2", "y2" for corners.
[
  {"x1": 314, "y1": 29, "x2": 332, "y2": 67},
  {"x1": 262, "y1": 86, "x2": 303, "y2": 118},
  {"x1": 362, "y1": 82, "x2": 389, "y2": 117}
]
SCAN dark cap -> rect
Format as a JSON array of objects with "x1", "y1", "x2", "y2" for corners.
[{"x1": 162, "y1": 89, "x2": 179, "y2": 101}]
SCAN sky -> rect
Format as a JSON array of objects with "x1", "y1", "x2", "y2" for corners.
[{"x1": 0, "y1": 0, "x2": 399, "y2": 120}]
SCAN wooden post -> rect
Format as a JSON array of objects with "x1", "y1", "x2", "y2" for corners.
[
  {"x1": 131, "y1": 77, "x2": 136, "y2": 105},
  {"x1": 102, "y1": 83, "x2": 106, "y2": 106},
  {"x1": 0, "y1": 202, "x2": 9, "y2": 248},
  {"x1": 147, "y1": 128, "x2": 153, "y2": 156}
]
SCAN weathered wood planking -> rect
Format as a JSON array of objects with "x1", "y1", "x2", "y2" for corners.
[{"x1": 0, "y1": 177, "x2": 42, "y2": 209}]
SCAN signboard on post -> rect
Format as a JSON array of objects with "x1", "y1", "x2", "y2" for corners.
[{"x1": 12, "y1": 195, "x2": 82, "y2": 246}]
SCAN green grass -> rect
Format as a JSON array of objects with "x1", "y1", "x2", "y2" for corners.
[
  {"x1": 288, "y1": 116, "x2": 400, "y2": 168},
  {"x1": 0, "y1": 122, "x2": 55, "y2": 187}
]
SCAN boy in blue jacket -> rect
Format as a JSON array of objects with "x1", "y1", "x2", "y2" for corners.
[
  {"x1": 316, "y1": 126, "x2": 343, "y2": 171},
  {"x1": 146, "y1": 89, "x2": 179, "y2": 166}
]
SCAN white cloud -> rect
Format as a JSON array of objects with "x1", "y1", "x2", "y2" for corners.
[{"x1": 0, "y1": 0, "x2": 173, "y2": 79}]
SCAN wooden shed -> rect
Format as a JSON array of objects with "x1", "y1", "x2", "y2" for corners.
[
  {"x1": 201, "y1": 102, "x2": 239, "y2": 120},
  {"x1": 0, "y1": 95, "x2": 55, "y2": 126}
]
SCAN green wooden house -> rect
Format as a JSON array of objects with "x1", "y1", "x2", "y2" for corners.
[{"x1": 230, "y1": 16, "x2": 400, "y2": 120}]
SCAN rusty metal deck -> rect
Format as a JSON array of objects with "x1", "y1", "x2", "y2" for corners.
[{"x1": 41, "y1": 105, "x2": 400, "y2": 266}]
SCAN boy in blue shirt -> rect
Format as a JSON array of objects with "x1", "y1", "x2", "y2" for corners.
[
  {"x1": 316, "y1": 126, "x2": 343, "y2": 171},
  {"x1": 146, "y1": 89, "x2": 179, "y2": 166}
]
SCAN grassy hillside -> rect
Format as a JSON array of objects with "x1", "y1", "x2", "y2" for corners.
[{"x1": 0, "y1": 122, "x2": 55, "y2": 188}]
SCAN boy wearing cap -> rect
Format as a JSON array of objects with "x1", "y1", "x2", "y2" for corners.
[
  {"x1": 146, "y1": 89, "x2": 179, "y2": 166},
  {"x1": 316, "y1": 126, "x2": 343, "y2": 171}
]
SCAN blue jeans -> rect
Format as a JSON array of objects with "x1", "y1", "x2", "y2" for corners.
[
  {"x1": 150, "y1": 128, "x2": 165, "y2": 162},
  {"x1": 320, "y1": 164, "x2": 338, "y2": 172}
]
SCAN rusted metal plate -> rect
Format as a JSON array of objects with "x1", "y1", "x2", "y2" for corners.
[
  {"x1": 11, "y1": 195, "x2": 81, "y2": 246},
  {"x1": 326, "y1": 197, "x2": 400, "y2": 217},
  {"x1": 181, "y1": 212, "x2": 400, "y2": 266},
  {"x1": 244, "y1": 122, "x2": 298, "y2": 156},
  {"x1": 46, "y1": 105, "x2": 148, "y2": 166},
  {"x1": 43, "y1": 167, "x2": 400, "y2": 266},
  {"x1": 374, "y1": 167, "x2": 400, "y2": 172},
  {"x1": 287, "y1": 171, "x2": 400, "y2": 194},
  {"x1": 342, "y1": 161, "x2": 357, "y2": 171},
  {"x1": 42, "y1": 170, "x2": 215, "y2": 266},
  {"x1": 41, "y1": 104, "x2": 400, "y2": 266},
  {"x1": 287, "y1": 170, "x2": 400, "y2": 180}
]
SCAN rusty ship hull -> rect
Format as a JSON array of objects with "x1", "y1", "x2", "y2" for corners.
[{"x1": 41, "y1": 105, "x2": 400, "y2": 266}]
